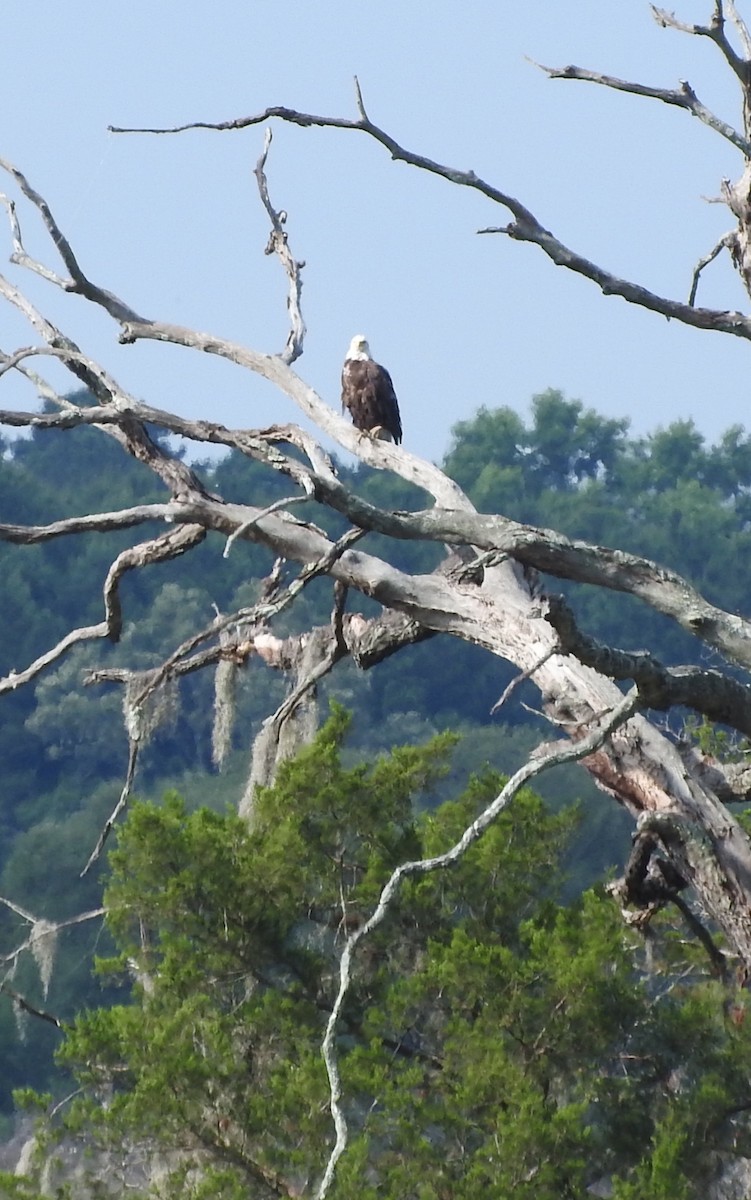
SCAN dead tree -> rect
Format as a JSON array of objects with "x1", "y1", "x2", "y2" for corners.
[{"x1": 5, "y1": 4, "x2": 751, "y2": 1045}]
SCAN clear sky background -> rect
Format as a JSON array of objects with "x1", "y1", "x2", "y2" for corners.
[{"x1": 1, "y1": 0, "x2": 749, "y2": 465}]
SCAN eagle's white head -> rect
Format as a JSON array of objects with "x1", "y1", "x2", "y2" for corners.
[{"x1": 347, "y1": 334, "x2": 371, "y2": 361}]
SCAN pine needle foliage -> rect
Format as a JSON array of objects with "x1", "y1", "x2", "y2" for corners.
[{"x1": 10, "y1": 706, "x2": 751, "y2": 1199}]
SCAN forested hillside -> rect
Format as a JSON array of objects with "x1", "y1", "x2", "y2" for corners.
[{"x1": 2, "y1": 388, "x2": 751, "y2": 1124}]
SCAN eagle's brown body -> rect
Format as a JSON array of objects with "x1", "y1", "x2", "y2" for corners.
[{"x1": 341, "y1": 335, "x2": 402, "y2": 445}]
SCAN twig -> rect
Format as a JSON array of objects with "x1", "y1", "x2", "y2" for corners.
[
  {"x1": 689, "y1": 233, "x2": 735, "y2": 305},
  {"x1": 80, "y1": 739, "x2": 139, "y2": 876},
  {"x1": 0, "y1": 192, "x2": 71, "y2": 289},
  {"x1": 222, "y1": 494, "x2": 310, "y2": 558},
  {"x1": 353, "y1": 76, "x2": 369, "y2": 122},
  {"x1": 490, "y1": 646, "x2": 557, "y2": 714},
  {"x1": 0, "y1": 345, "x2": 67, "y2": 408},
  {"x1": 315, "y1": 687, "x2": 640, "y2": 1198}
]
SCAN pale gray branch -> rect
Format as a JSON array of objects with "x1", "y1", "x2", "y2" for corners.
[
  {"x1": 0, "y1": 503, "x2": 178, "y2": 544},
  {"x1": 689, "y1": 232, "x2": 736, "y2": 304},
  {"x1": 0, "y1": 271, "x2": 115, "y2": 401},
  {"x1": 0, "y1": 156, "x2": 145, "y2": 324},
  {"x1": 490, "y1": 646, "x2": 557, "y2": 714},
  {"x1": 535, "y1": 59, "x2": 751, "y2": 156},
  {"x1": 546, "y1": 592, "x2": 751, "y2": 734},
  {"x1": 110, "y1": 103, "x2": 751, "y2": 342},
  {"x1": 0, "y1": 523, "x2": 205, "y2": 696},
  {"x1": 254, "y1": 128, "x2": 307, "y2": 364},
  {"x1": 726, "y1": 0, "x2": 751, "y2": 59},
  {"x1": 0, "y1": 620, "x2": 109, "y2": 697},
  {"x1": 652, "y1": 4, "x2": 749, "y2": 81},
  {"x1": 222, "y1": 494, "x2": 311, "y2": 558},
  {"x1": 1, "y1": 907, "x2": 106, "y2": 972},
  {"x1": 0, "y1": 895, "x2": 37, "y2": 924},
  {"x1": 80, "y1": 739, "x2": 139, "y2": 876},
  {"x1": 0, "y1": 190, "x2": 74, "y2": 290}
]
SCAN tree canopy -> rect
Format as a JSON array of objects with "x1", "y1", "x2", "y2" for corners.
[{"x1": 7, "y1": 711, "x2": 751, "y2": 1200}]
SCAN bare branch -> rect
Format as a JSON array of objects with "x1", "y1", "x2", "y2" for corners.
[
  {"x1": 0, "y1": 345, "x2": 66, "y2": 408},
  {"x1": 0, "y1": 192, "x2": 70, "y2": 289},
  {"x1": 7, "y1": 403, "x2": 751, "y2": 696},
  {"x1": 0, "y1": 503, "x2": 178, "y2": 545},
  {"x1": 0, "y1": 278, "x2": 214, "y2": 501},
  {"x1": 0, "y1": 344, "x2": 91, "y2": 382},
  {"x1": 80, "y1": 739, "x2": 139, "y2": 876},
  {"x1": 475, "y1": 220, "x2": 751, "y2": 339},
  {"x1": 109, "y1": 103, "x2": 751, "y2": 343},
  {"x1": 652, "y1": 4, "x2": 749, "y2": 81},
  {"x1": 0, "y1": 156, "x2": 144, "y2": 324},
  {"x1": 315, "y1": 687, "x2": 640, "y2": 1198},
  {"x1": 651, "y1": 5, "x2": 715, "y2": 36},
  {"x1": 0, "y1": 983, "x2": 64, "y2": 1030},
  {"x1": 726, "y1": 0, "x2": 751, "y2": 59},
  {"x1": 0, "y1": 270, "x2": 119, "y2": 402},
  {"x1": 1, "y1": 907, "x2": 105, "y2": 972},
  {"x1": 535, "y1": 59, "x2": 751, "y2": 156},
  {"x1": 106, "y1": 524, "x2": 208, "y2": 641},
  {"x1": 296, "y1": 481, "x2": 751, "y2": 672},
  {"x1": 353, "y1": 76, "x2": 370, "y2": 122},
  {"x1": 222, "y1": 494, "x2": 311, "y2": 558},
  {"x1": 0, "y1": 523, "x2": 205, "y2": 696},
  {"x1": 254, "y1": 128, "x2": 307, "y2": 364},
  {"x1": 0, "y1": 398, "x2": 337, "y2": 501},
  {"x1": 0, "y1": 619, "x2": 111, "y2": 697},
  {"x1": 490, "y1": 646, "x2": 558, "y2": 714},
  {"x1": 689, "y1": 232, "x2": 736, "y2": 304},
  {"x1": 0, "y1": 895, "x2": 38, "y2": 923},
  {"x1": 546, "y1": 592, "x2": 751, "y2": 734}
]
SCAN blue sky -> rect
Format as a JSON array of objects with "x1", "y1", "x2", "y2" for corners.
[{"x1": 2, "y1": 1, "x2": 749, "y2": 464}]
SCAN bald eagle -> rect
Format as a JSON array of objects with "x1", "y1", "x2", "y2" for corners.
[{"x1": 341, "y1": 335, "x2": 402, "y2": 445}]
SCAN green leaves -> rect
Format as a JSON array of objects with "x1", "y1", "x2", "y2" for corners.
[{"x1": 17, "y1": 711, "x2": 745, "y2": 1197}]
